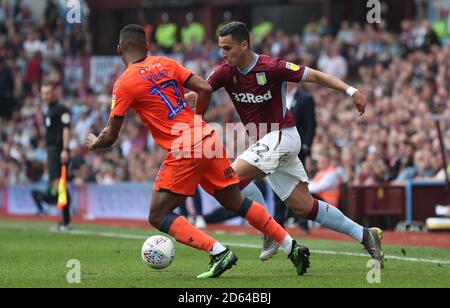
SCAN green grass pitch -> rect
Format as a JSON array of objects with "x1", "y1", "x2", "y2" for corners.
[{"x1": 0, "y1": 220, "x2": 449, "y2": 288}]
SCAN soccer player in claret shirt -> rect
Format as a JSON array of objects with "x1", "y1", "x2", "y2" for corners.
[
  {"x1": 187, "y1": 22, "x2": 384, "y2": 266},
  {"x1": 85, "y1": 24, "x2": 310, "y2": 278}
]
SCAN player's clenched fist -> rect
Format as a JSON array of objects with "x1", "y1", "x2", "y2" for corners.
[{"x1": 352, "y1": 91, "x2": 367, "y2": 116}]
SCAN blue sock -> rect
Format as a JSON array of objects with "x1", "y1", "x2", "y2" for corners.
[{"x1": 315, "y1": 200, "x2": 364, "y2": 243}]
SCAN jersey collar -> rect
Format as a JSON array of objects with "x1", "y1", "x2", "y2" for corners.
[
  {"x1": 131, "y1": 55, "x2": 148, "y2": 64},
  {"x1": 237, "y1": 54, "x2": 259, "y2": 75}
]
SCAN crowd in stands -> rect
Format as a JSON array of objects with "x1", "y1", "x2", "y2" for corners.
[{"x1": 0, "y1": 2, "x2": 449, "y2": 189}]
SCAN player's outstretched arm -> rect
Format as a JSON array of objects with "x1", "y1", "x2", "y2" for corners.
[
  {"x1": 86, "y1": 116, "x2": 124, "y2": 151},
  {"x1": 304, "y1": 68, "x2": 366, "y2": 116},
  {"x1": 184, "y1": 74, "x2": 213, "y2": 116}
]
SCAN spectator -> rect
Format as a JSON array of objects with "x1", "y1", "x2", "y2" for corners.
[
  {"x1": 395, "y1": 141, "x2": 417, "y2": 181},
  {"x1": 216, "y1": 10, "x2": 233, "y2": 35},
  {"x1": 303, "y1": 19, "x2": 321, "y2": 46},
  {"x1": 44, "y1": 0, "x2": 59, "y2": 30},
  {"x1": 251, "y1": 16, "x2": 273, "y2": 44},
  {"x1": 337, "y1": 20, "x2": 355, "y2": 44},
  {"x1": 23, "y1": 29, "x2": 43, "y2": 58},
  {"x1": 24, "y1": 51, "x2": 42, "y2": 94},
  {"x1": 181, "y1": 13, "x2": 205, "y2": 46},
  {"x1": 431, "y1": 9, "x2": 450, "y2": 45},
  {"x1": 309, "y1": 150, "x2": 342, "y2": 207},
  {"x1": 318, "y1": 46, "x2": 348, "y2": 80},
  {"x1": 0, "y1": 56, "x2": 15, "y2": 120},
  {"x1": 41, "y1": 35, "x2": 63, "y2": 61},
  {"x1": 286, "y1": 83, "x2": 317, "y2": 165},
  {"x1": 155, "y1": 13, "x2": 177, "y2": 54}
]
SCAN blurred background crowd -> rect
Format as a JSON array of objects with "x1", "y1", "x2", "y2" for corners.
[{"x1": 0, "y1": 0, "x2": 449, "y2": 189}]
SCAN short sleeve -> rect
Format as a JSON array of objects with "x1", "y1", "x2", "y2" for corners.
[
  {"x1": 173, "y1": 60, "x2": 194, "y2": 87},
  {"x1": 110, "y1": 80, "x2": 133, "y2": 118},
  {"x1": 61, "y1": 107, "x2": 71, "y2": 128},
  {"x1": 274, "y1": 59, "x2": 309, "y2": 83},
  {"x1": 206, "y1": 66, "x2": 226, "y2": 91}
]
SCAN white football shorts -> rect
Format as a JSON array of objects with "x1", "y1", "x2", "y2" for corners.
[{"x1": 238, "y1": 126, "x2": 309, "y2": 201}]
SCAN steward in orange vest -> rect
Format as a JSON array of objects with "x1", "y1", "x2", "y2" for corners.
[{"x1": 309, "y1": 153, "x2": 341, "y2": 207}]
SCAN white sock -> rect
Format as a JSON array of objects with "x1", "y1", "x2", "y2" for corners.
[
  {"x1": 315, "y1": 200, "x2": 364, "y2": 243},
  {"x1": 210, "y1": 242, "x2": 227, "y2": 256},
  {"x1": 280, "y1": 235, "x2": 294, "y2": 255}
]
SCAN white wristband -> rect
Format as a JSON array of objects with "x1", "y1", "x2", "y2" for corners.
[{"x1": 346, "y1": 87, "x2": 358, "y2": 97}]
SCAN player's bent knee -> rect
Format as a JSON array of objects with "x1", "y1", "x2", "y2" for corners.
[
  {"x1": 286, "y1": 194, "x2": 314, "y2": 218},
  {"x1": 148, "y1": 212, "x2": 164, "y2": 229},
  {"x1": 294, "y1": 207, "x2": 310, "y2": 218},
  {"x1": 289, "y1": 203, "x2": 309, "y2": 218},
  {"x1": 304, "y1": 194, "x2": 315, "y2": 210}
]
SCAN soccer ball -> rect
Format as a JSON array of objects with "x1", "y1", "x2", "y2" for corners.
[{"x1": 141, "y1": 235, "x2": 175, "y2": 269}]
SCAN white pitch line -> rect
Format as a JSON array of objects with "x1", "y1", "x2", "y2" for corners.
[{"x1": 55, "y1": 229, "x2": 450, "y2": 265}]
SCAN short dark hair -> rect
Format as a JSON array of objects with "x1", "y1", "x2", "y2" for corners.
[
  {"x1": 41, "y1": 80, "x2": 56, "y2": 89},
  {"x1": 119, "y1": 24, "x2": 147, "y2": 52},
  {"x1": 217, "y1": 21, "x2": 250, "y2": 46}
]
